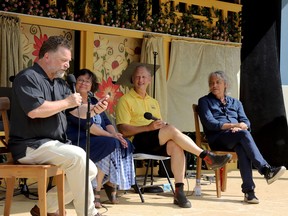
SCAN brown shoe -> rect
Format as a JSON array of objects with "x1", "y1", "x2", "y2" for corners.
[
  {"x1": 94, "y1": 213, "x2": 102, "y2": 216},
  {"x1": 30, "y1": 205, "x2": 66, "y2": 216}
]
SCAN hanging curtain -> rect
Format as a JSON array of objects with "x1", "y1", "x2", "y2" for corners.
[
  {"x1": 241, "y1": 0, "x2": 288, "y2": 167},
  {"x1": 0, "y1": 13, "x2": 22, "y2": 87},
  {"x1": 167, "y1": 40, "x2": 241, "y2": 131},
  {"x1": 140, "y1": 35, "x2": 168, "y2": 120}
]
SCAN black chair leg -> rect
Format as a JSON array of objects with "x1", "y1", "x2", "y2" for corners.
[
  {"x1": 133, "y1": 180, "x2": 145, "y2": 203},
  {"x1": 133, "y1": 159, "x2": 145, "y2": 202},
  {"x1": 160, "y1": 160, "x2": 175, "y2": 194}
]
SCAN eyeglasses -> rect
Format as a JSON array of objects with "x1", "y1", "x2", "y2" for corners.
[{"x1": 77, "y1": 78, "x2": 92, "y2": 85}]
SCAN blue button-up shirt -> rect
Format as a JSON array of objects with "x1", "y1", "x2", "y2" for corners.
[{"x1": 198, "y1": 92, "x2": 250, "y2": 144}]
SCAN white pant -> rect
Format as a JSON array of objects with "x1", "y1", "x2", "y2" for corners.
[{"x1": 18, "y1": 140, "x2": 98, "y2": 216}]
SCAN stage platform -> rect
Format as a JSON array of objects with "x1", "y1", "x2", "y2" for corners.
[{"x1": 0, "y1": 169, "x2": 287, "y2": 216}]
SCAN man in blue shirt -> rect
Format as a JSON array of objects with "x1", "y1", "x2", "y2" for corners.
[{"x1": 198, "y1": 70, "x2": 286, "y2": 204}]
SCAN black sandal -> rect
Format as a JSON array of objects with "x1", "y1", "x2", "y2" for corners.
[
  {"x1": 93, "y1": 190, "x2": 102, "y2": 208},
  {"x1": 103, "y1": 184, "x2": 119, "y2": 204}
]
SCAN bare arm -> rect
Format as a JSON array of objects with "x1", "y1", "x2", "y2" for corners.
[
  {"x1": 118, "y1": 124, "x2": 148, "y2": 137},
  {"x1": 118, "y1": 120, "x2": 166, "y2": 137},
  {"x1": 106, "y1": 124, "x2": 117, "y2": 134},
  {"x1": 106, "y1": 124, "x2": 128, "y2": 148},
  {"x1": 90, "y1": 124, "x2": 113, "y2": 137},
  {"x1": 90, "y1": 122, "x2": 128, "y2": 148},
  {"x1": 28, "y1": 93, "x2": 82, "y2": 119}
]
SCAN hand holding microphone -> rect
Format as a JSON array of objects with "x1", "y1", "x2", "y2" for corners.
[
  {"x1": 144, "y1": 112, "x2": 168, "y2": 128},
  {"x1": 66, "y1": 74, "x2": 82, "y2": 107},
  {"x1": 67, "y1": 74, "x2": 77, "y2": 93},
  {"x1": 144, "y1": 112, "x2": 159, "y2": 121}
]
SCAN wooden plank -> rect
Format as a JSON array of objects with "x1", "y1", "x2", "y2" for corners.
[{"x1": 169, "y1": 0, "x2": 242, "y2": 12}]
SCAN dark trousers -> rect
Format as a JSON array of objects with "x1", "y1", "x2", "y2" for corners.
[{"x1": 210, "y1": 130, "x2": 268, "y2": 193}]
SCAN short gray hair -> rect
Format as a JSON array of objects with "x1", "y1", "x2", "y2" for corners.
[{"x1": 208, "y1": 70, "x2": 230, "y2": 94}]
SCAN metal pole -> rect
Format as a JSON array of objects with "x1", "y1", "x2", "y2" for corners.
[
  {"x1": 153, "y1": 51, "x2": 158, "y2": 98},
  {"x1": 84, "y1": 96, "x2": 91, "y2": 216}
]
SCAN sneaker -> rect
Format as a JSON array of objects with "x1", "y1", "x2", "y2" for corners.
[
  {"x1": 204, "y1": 152, "x2": 232, "y2": 170},
  {"x1": 264, "y1": 166, "x2": 286, "y2": 185},
  {"x1": 244, "y1": 191, "x2": 259, "y2": 204}
]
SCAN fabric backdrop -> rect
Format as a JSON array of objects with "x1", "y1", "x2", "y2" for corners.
[
  {"x1": 240, "y1": 0, "x2": 288, "y2": 167},
  {"x1": 167, "y1": 40, "x2": 241, "y2": 132},
  {"x1": 0, "y1": 13, "x2": 22, "y2": 87},
  {"x1": 141, "y1": 35, "x2": 168, "y2": 120}
]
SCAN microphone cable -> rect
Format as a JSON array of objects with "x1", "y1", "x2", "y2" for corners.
[{"x1": 76, "y1": 107, "x2": 81, "y2": 147}]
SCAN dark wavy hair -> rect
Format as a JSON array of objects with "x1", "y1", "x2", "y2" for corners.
[
  {"x1": 39, "y1": 36, "x2": 71, "y2": 59},
  {"x1": 73, "y1": 68, "x2": 99, "y2": 93}
]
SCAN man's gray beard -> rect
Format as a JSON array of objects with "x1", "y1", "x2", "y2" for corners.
[{"x1": 55, "y1": 71, "x2": 65, "y2": 78}]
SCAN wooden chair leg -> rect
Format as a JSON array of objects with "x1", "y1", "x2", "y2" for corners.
[
  {"x1": 215, "y1": 168, "x2": 222, "y2": 198},
  {"x1": 38, "y1": 174, "x2": 48, "y2": 216},
  {"x1": 56, "y1": 173, "x2": 65, "y2": 216},
  {"x1": 221, "y1": 165, "x2": 228, "y2": 192},
  {"x1": 193, "y1": 157, "x2": 203, "y2": 196},
  {"x1": 4, "y1": 177, "x2": 16, "y2": 216},
  {"x1": 196, "y1": 157, "x2": 202, "y2": 180}
]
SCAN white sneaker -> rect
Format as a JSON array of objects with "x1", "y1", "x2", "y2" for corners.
[
  {"x1": 265, "y1": 166, "x2": 286, "y2": 185},
  {"x1": 244, "y1": 191, "x2": 259, "y2": 204}
]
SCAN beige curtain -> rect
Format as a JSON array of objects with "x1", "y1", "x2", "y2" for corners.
[
  {"x1": 167, "y1": 40, "x2": 241, "y2": 132},
  {"x1": 140, "y1": 36, "x2": 168, "y2": 119},
  {"x1": 0, "y1": 13, "x2": 22, "y2": 87}
]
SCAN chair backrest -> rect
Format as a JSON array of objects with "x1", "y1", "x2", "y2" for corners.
[
  {"x1": 0, "y1": 97, "x2": 10, "y2": 146},
  {"x1": 0, "y1": 87, "x2": 12, "y2": 100},
  {"x1": 192, "y1": 104, "x2": 210, "y2": 150},
  {"x1": 0, "y1": 97, "x2": 12, "y2": 160}
]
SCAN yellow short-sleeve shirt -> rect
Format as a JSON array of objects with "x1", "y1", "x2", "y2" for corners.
[{"x1": 116, "y1": 88, "x2": 162, "y2": 127}]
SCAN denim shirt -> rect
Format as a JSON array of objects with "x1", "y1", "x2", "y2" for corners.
[{"x1": 198, "y1": 92, "x2": 250, "y2": 144}]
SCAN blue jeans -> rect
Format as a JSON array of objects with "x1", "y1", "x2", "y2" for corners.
[{"x1": 210, "y1": 130, "x2": 268, "y2": 193}]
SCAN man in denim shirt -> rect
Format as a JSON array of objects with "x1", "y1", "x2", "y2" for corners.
[{"x1": 198, "y1": 71, "x2": 286, "y2": 204}]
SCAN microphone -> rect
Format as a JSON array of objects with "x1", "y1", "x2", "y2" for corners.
[
  {"x1": 87, "y1": 91, "x2": 98, "y2": 105},
  {"x1": 9, "y1": 76, "x2": 15, "y2": 83},
  {"x1": 87, "y1": 91, "x2": 94, "y2": 98},
  {"x1": 66, "y1": 74, "x2": 76, "y2": 93},
  {"x1": 144, "y1": 112, "x2": 168, "y2": 125},
  {"x1": 144, "y1": 112, "x2": 159, "y2": 121}
]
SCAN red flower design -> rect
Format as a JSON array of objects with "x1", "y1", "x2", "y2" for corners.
[
  {"x1": 94, "y1": 39, "x2": 100, "y2": 48},
  {"x1": 95, "y1": 77, "x2": 123, "y2": 115},
  {"x1": 32, "y1": 34, "x2": 48, "y2": 62},
  {"x1": 111, "y1": 60, "x2": 119, "y2": 70}
]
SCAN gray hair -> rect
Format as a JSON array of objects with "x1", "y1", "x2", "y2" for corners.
[
  {"x1": 134, "y1": 65, "x2": 152, "y2": 75},
  {"x1": 208, "y1": 70, "x2": 230, "y2": 94}
]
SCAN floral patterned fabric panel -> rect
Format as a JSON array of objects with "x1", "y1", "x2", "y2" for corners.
[
  {"x1": 21, "y1": 24, "x2": 74, "y2": 69},
  {"x1": 93, "y1": 34, "x2": 142, "y2": 120}
]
